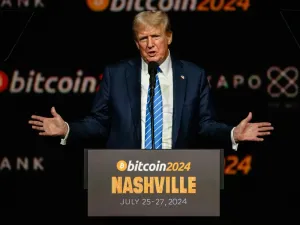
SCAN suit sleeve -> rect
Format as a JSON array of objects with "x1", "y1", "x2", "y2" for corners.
[
  {"x1": 67, "y1": 66, "x2": 111, "y2": 143},
  {"x1": 197, "y1": 68, "x2": 233, "y2": 146}
]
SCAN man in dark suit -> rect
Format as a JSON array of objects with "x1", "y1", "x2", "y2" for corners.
[{"x1": 29, "y1": 10, "x2": 273, "y2": 150}]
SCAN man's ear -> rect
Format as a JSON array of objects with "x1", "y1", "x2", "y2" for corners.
[
  {"x1": 167, "y1": 32, "x2": 173, "y2": 45},
  {"x1": 135, "y1": 40, "x2": 140, "y2": 50}
]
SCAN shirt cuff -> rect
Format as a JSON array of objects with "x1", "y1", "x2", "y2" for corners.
[
  {"x1": 60, "y1": 122, "x2": 70, "y2": 145},
  {"x1": 231, "y1": 127, "x2": 239, "y2": 151}
]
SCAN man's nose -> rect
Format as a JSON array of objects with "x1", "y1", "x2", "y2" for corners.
[{"x1": 147, "y1": 37, "x2": 154, "y2": 48}]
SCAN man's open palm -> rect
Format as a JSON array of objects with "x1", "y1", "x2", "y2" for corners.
[
  {"x1": 29, "y1": 107, "x2": 67, "y2": 137},
  {"x1": 234, "y1": 112, "x2": 274, "y2": 142}
]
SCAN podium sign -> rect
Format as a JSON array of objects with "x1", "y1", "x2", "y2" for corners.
[{"x1": 87, "y1": 149, "x2": 222, "y2": 217}]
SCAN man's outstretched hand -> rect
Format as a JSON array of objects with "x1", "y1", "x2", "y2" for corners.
[
  {"x1": 233, "y1": 112, "x2": 274, "y2": 143},
  {"x1": 28, "y1": 107, "x2": 68, "y2": 137}
]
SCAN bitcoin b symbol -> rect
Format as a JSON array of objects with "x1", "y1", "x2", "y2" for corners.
[{"x1": 116, "y1": 160, "x2": 127, "y2": 171}]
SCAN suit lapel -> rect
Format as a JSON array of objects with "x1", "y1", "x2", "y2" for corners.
[
  {"x1": 172, "y1": 59, "x2": 187, "y2": 147},
  {"x1": 126, "y1": 58, "x2": 141, "y2": 143}
]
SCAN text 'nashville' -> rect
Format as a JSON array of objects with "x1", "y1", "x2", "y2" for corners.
[{"x1": 111, "y1": 176, "x2": 196, "y2": 194}]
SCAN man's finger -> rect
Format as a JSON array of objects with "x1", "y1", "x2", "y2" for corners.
[
  {"x1": 259, "y1": 127, "x2": 274, "y2": 132},
  {"x1": 28, "y1": 120, "x2": 43, "y2": 126},
  {"x1": 39, "y1": 132, "x2": 48, "y2": 136},
  {"x1": 258, "y1": 132, "x2": 271, "y2": 136},
  {"x1": 257, "y1": 122, "x2": 272, "y2": 127},
  {"x1": 51, "y1": 107, "x2": 59, "y2": 117},
  {"x1": 244, "y1": 112, "x2": 252, "y2": 122},
  {"x1": 31, "y1": 115, "x2": 46, "y2": 121},
  {"x1": 32, "y1": 125, "x2": 44, "y2": 131},
  {"x1": 253, "y1": 137, "x2": 264, "y2": 141}
]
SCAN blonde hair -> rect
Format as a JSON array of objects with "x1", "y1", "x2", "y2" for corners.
[{"x1": 132, "y1": 10, "x2": 172, "y2": 40}]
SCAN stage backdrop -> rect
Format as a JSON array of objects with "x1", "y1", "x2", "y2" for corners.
[{"x1": 0, "y1": 0, "x2": 299, "y2": 222}]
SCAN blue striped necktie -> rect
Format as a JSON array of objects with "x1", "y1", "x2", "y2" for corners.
[{"x1": 144, "y1": 70, "x2": 163, "y2": 149}]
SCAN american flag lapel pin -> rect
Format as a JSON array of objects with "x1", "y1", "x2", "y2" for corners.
[{"x1": 180, "y1": 75, "x2": 185, "y2": 79}]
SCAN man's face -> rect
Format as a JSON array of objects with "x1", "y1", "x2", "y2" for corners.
[{"x1": 135, "y1": 24, "x2": 172, "y2": 65}]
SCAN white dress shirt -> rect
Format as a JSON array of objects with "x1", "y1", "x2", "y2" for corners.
[{"x1": 61, "y1": 52, "x2": 238, "y2": 150}]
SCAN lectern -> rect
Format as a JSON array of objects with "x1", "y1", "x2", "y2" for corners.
[{"x1": 84, "y1": 149, "x2": 224, "y2": 217}]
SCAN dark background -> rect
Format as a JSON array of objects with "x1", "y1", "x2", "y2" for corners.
[{"x1": 0, "y1": 0, "x2": 299, "y2": 224}]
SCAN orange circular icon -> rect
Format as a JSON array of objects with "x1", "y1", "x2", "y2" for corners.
[
  {"x1": 86, "y1": 0, "x2": 110, "y2": 11},
  {"x1": 116, "y1": 160, "x2": 127, "y2": 172}
]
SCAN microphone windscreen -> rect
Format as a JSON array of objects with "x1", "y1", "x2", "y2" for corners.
[{"x1": 148, "y1": 61, "x2": 159, "y2": 76}]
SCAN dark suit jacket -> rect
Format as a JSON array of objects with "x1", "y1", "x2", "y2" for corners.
[{"x1": 68, "y1": 56, "x2": 234, "y2": 149}]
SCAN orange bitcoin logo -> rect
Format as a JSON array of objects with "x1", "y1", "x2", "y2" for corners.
[
  {"x1": 86, "y1": 0, "x2": 110, "y2": 11},
  {"x1": 116, "y1": 160, "x2": 127, "y2": 172}
]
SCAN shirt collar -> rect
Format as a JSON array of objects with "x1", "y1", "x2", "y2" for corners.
[{"x1": 141, "y1": 50, "x2": 171, "y2": 76}]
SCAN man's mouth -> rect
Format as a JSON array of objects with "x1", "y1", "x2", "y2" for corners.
[{"x1": 148, "y1": 51, "x2": 156, "y2": 57}]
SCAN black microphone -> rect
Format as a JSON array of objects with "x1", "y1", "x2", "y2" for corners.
[{"x1": 148, "y1": 61, "x2": 159, "y2": 150}]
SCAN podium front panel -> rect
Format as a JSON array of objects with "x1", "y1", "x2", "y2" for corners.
[{"x1": 86, "y1": 149, "x2": 222, "y2": 217}]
